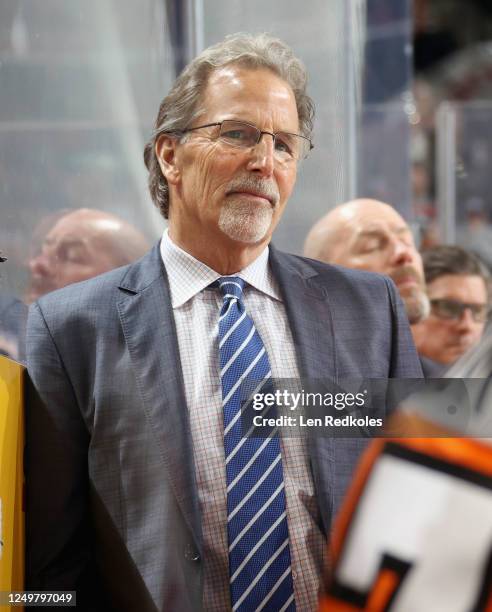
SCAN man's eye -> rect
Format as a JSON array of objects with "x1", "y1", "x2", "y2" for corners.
[
  {"x1": 58, "y1": 245, "x2": 84, "y2": 263},
  {"x1": 222, "y1": 129, "x2": 248, "y2": 141},
  {"x1": 358, "y1": 242, "x2": 380, "y2": 253},
  {"x1": 275, "y1": 136, "x2": 294, "y2": 156}
]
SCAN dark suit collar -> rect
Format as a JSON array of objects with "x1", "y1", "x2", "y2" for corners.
[
  {"x1": 117, "y1": 243, "x2": 165, "y2": 294},
  {"x1": 116, "y1": 242, "x2": 202, "y2": 553},
  {"x1": 269, "y1": 244, "x2": 322, "y2": 282}
]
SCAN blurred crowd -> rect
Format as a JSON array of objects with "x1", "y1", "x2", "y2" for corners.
[{"x1": 1, "y1": 198, "x2": 490, "y2": 377}]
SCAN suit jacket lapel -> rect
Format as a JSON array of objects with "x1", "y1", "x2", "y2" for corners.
[
  {"x1": 116, "y1": 244, "x2": 202, "y2": 551},
  {"x1": 269, "y1": 246, "x2": 337, "y2": 382},
  {"x1": 269, "y1": 247, "x2": 337, "y2": 535}
]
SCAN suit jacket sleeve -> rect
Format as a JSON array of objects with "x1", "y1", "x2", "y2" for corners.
[{"x1": 25, "y1": 302, "x2": 108, "y2": 609}]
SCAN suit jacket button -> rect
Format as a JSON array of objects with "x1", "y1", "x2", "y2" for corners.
[{"x1": 184, "y1": 544, "x2": 200, "y2": 562}]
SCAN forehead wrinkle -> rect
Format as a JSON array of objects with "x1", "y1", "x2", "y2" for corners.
[
  {"x1": 57, "y1": 237, "x2": 88, "y2": 249},
  {"x1": 203, "y1": 67, "x2": 298, "y2": 133},
  {"x1": 354, "y1": 223, "x2": 410, "y2": 238},
  {"x1": 355, "y1": 229, "x2": 384, "y2": 239}
]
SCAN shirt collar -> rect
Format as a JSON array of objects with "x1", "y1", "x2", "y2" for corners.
[{"x1": 160, "y1": 229, "x2": 282, "y2": 308}]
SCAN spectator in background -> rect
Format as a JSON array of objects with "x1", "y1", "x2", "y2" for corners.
[
  {"x1": 412, "y1": 245, "x2": 490, "y2": 368},
  {"x1": 304, "y1": 198, "x2": 440, "y2": 375},
  {"x1": 26, "y1": 208, "x2": 150, "y2": 303},
  {"x1": 304, "y1": 198, "x2": 430, "y2": 326}
]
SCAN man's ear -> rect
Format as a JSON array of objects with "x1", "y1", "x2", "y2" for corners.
[{"x1": 155, "y1": 135, "x2": 180, "y2": 185}]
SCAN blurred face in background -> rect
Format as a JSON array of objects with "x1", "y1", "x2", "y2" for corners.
[
  {"x1": 27, "y1": 209, "x2": 149, "y2": 302},
  {"x1": 316, "y1": 200, "x2": 429, "y2": 324},
  {"x1": 412, "y1": 274, "x2": 488, "y2": 364}
]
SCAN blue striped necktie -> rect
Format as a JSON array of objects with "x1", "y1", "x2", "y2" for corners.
[{"x1": 217, "y1": 276, "x2": 295, "y2": 612}]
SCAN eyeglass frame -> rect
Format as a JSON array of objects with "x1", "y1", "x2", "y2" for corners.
[
  {"x1": 429, "y1": 298, "x2": 489, "y2": 323},
  {"x1": 163, "y1": 119, "x2": 314, "y2": 162}
]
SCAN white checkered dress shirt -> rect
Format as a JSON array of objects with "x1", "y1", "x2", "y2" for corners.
[{"x1": 160, "y1": 230, "x2": 327, "y2": 611}]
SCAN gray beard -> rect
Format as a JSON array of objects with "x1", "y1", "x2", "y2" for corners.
[
  {"x1": 405, "y1": 290, "x2": 430, "y2": 324},
  {"x1": 218, "y1": 199, "x2": 273, "y2": 244}
]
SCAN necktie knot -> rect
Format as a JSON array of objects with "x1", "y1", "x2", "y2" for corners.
[{"x1": 217, "y1": 276, "x2": 245, "y2": 302}]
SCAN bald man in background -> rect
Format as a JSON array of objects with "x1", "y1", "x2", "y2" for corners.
[
  {"x1": 26, "y1": 208, "x2": 150, "y2": 303},
  {"x1": 304, "y1": 199, "x2": 437, "y2": 374}
]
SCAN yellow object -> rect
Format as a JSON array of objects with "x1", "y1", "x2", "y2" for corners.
[{"x1": 0, "y1": 356, "x2": 24, "y2": 601}]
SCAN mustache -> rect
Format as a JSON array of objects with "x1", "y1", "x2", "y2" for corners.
[
  {"x1": 391, "y1": 265, "x2": 423, "y2": 286},
  {"x1": 226, "y1": 176, "x2": 280, "y2": 206}
]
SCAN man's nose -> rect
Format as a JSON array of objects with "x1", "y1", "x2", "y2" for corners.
[
  {"x1": 390, "y1": 239, "x2": 414, "y2": 266},
  {"x1": 246, "y1": 134, "x2": 275, "y2": 176},
  {"x1": 455, "y1": 306, "x2": 476, "y2": 332},
  {"x1": 29, "y1": 251, "x2": 53, "y2": 276}
]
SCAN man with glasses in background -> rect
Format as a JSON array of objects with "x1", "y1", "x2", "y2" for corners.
[
  {"x1": 26, "y1": 33, "x2": 421, "y2": 611},
  {"x1": 412, "y1": 245, "x2": 490, "y2": 370}
]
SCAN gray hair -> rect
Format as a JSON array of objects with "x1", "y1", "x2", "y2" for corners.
[{"x1": 143, "y1": 32, "x2": 315, "y2": 218}]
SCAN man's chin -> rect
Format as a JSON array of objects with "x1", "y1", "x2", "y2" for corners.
[
  {"x1": 447, "y1": 341, "x2": 477, "y2": 360},
  {"x1": 218, "y1": 201, "x2": 273, "y2": 245},
  {"x1": 403, "y1": 291, "x2": 430, "y2": 325},
  {"x1": 26, "y1": 283, "x2": 56, "y2": 303},
  {"x1": 438, "y1": 350, "x2": 464, "y2": 366},
  {"x1": 26, "y1": 288, "x2": 43, "y2": 303}
]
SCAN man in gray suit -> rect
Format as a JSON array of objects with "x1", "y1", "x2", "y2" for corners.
[{"x1": 26, "y1": 34, "x2": 422, "y2": 611}]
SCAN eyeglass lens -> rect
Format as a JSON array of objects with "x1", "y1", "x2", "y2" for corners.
[
  {"x1": 430, "y1": 299, "x2": 488, "y2": 322},
  {"x1": 218, "y1": 120, "x2": 309, "y2": 161}
]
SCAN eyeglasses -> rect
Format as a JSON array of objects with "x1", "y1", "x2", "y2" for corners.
[
  {"x1": 177, "y1": 119, "x2": 313, "y2": 163},
  {"x1": 430, "y1": 298, "x2": 489, "y2": 323}
]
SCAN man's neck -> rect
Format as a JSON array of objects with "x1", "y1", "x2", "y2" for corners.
[{"x1": 167, "y1": 228, "x2": 270, "y2": 275}]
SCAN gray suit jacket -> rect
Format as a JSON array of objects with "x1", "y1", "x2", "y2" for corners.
[{"x1": 25, "y1": 244, "x2": 422, "y2": 611}]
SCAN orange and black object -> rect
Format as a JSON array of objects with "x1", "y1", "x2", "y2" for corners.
[{"x1": 320, "y1": 413, "x2": 492, "y2": 612}]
